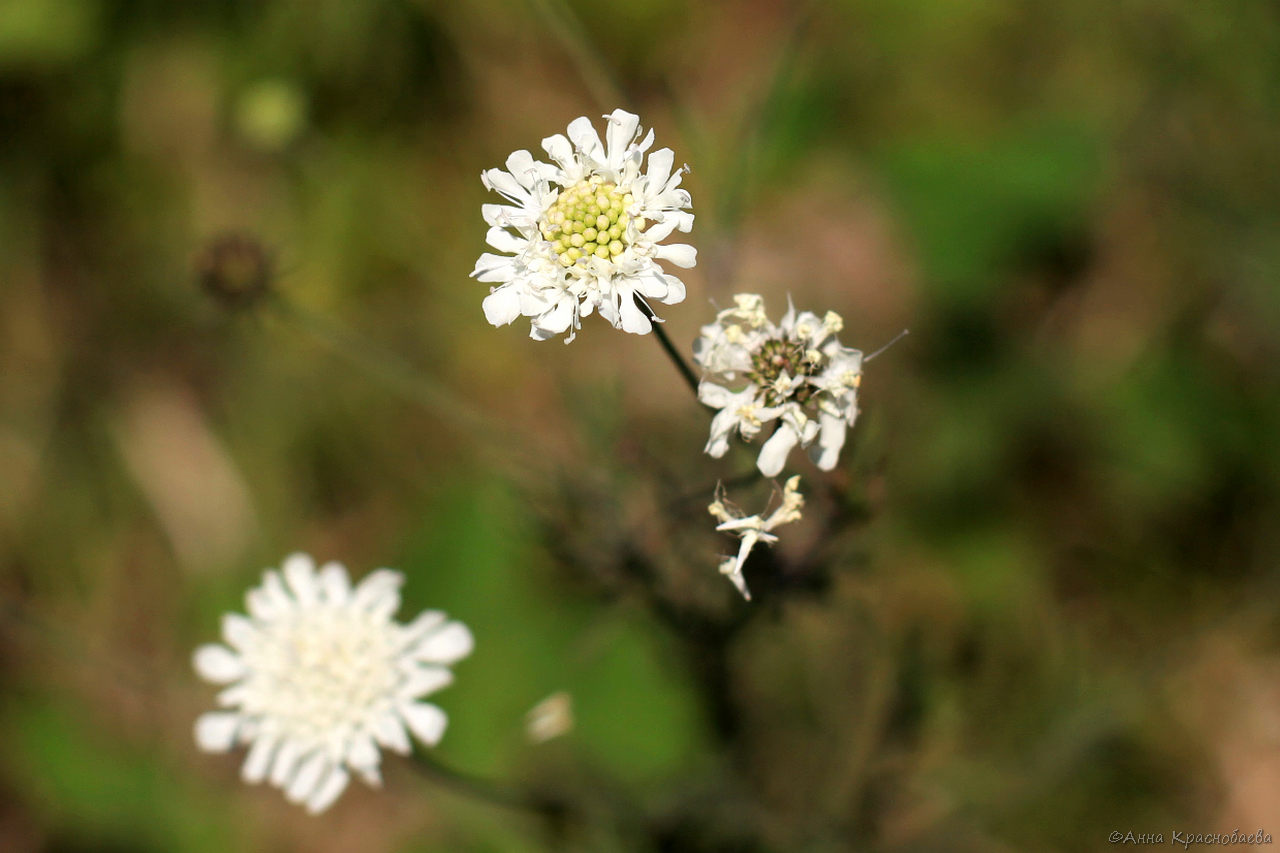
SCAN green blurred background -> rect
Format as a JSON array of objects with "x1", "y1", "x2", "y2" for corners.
[{"x1": 2, "y1": 0, "x2": 1280, "y2": 850}]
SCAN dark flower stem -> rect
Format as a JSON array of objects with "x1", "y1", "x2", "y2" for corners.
[{"x1": 634, "y1": 296, "x2": 699, "y2": 397}]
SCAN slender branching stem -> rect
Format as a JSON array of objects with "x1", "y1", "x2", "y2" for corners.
[{"x1": 633, "y1": 296, "x2": 700, "y2": 397}]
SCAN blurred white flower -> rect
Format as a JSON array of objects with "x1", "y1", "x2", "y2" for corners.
[
  {"x1": 473, "y1": 108, "x2": 695, "y2": 342},
  {"x1": 694, "y1": 294, "x2": 862, "y2": 476},
  {"x1": 708, "y1": 476, "x2": 805, "y2": 600},
  {"x1": 525, "y1": 691, "x2": 574, "y2": 744},
  {"x1": 193, "y1": 553, "x2": 473, "y2": 813}
]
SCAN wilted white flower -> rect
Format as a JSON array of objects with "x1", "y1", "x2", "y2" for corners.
[
  {"x1": 708, "y1": 476, "x2": 805, "y2": 600},
  {"x1": 694, "y1": 294, "x2": 863, "y2": 476},
  {"x1": 472, "y1": 108, "x2": 695, "y2": 342},
  {"x1": 525, "y1": 691, "x2": 574, "y2": 744},
  {"x1": 193, "y1": 553, "x2": 473, "y2": 813}
]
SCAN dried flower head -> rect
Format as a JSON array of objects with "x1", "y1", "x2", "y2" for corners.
[
  {"x1": 694, "y1": 294, "x2": 863, "y2": 476},
  {"x1": 196, "y1": 232, "x2": 274, "y2": 309},
  {"x1": 708, "y1": 476, "x2": 805, "y2": 600}
]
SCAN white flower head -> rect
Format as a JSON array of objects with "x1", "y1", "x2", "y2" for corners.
[
  {"x1": 694, "y1": 295, "x2": 863, "y2": 476},
  {"x1": 473, "y1": 108, "x2": 695, "y2": 342},
  {"x1": 708, "y1": 476, "x2": 805, "y2": 600},
  {"x1": 192, "y1": 553, "x2": 474, "y2": 813}
]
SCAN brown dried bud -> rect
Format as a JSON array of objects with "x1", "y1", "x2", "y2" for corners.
[{"x1": 196, "y1": 233, "x2": 273, "y2": 309}]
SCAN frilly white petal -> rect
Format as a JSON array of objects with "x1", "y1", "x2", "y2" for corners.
[
  {"x1": 194, "y1": 712, "x2": 241, "y2": 752},
  {"x1": 241, "y1": 733, "x2": 277, "y2": 783},
  {"x1": 221, "y1": 613, "x2": 258, "y2": 652},
  {"x1": 285, "y1": 751, "x2": 330, "y2": 804},
  {"x1": 193, "y1": 644, "x2": 244, "y2": 683},
  {"x1": 269, "y1": 737, "x2": 304, "y2": 787},
  {"x1": 811, "y1": 412, "x2": 848, "y2": 471},
  {"x1": 372, "y1": 711, "x2": 412, "y2": 755},
  {"x1": 412, "y1": 621, "x2": 474, "y2": 665},
  {"x1": 318, "y1": 561, "x2": 350, "y2": 605},
  {"x1": 283, "y1": 553, "x2": 318, "y2": 606},
  {"x1": 402, "y1": 702, "x2": 449, "y2": 747},
  {"x1": 654, "y1": 243, "x2": 696, "y2": 268},
  {"x1": 400, "y1": 665, "x2": 454, "y2": 699},
  {"x1": 758, "y1": 425, "x2": 800, "y2": 477},
  {"x1": 351, "y1": 568, "x2": 403, "y2": 613},
  {"x1": 346, "y1": 734, "x2": 380, "y2": 776},
  {"x1": 305, "y1": 766, "x2": 350, "y2": 814},
  {"x1": 483, "y1": 285, "x2": 524, "y2": 327}
]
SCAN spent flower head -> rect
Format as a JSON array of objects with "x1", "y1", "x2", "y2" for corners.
[
  {"x1": 708, "y1": 475, "x2": 806, "y2": 600},
  {"x1": 473, "y1": 108, "x2": 695, "y2": 342},
  {"x1": 694, "y1": 294, "x2": 862, "y2": 476},
  {"x1": 193, "y1": 553, "x2": 473, "y2": 813}
]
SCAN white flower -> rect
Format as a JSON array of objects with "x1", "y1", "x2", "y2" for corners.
[
  {"x1": 473, "y1": 108, "x2": 695, "y2": 342},
  {"x1": 192, "y1": 553, "x2": 473, "y2": 813},
  {"x1": 708, "y1": 476, "x2": 805, "y2": 600},
  {"x1": 694, "y1": 295, "x2": 862, "y2": 476}
]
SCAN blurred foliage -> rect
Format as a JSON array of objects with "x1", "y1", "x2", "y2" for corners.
[{"x1": 2, "y1": 0, "x2": 1280, "y2": 851}]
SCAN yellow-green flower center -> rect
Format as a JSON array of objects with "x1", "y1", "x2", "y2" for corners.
[{"x1": 540, "y1": 178, "x2": 632, "y2": 267}]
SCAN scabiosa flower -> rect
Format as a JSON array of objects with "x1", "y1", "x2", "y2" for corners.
[
  {"x1": 192, "y1": 553, "x2": 473, "y2": 813},
  {"x1": 708, "y1": 476, "x2": 805, "y2": 600},
  {"x1": 694, "y1": 294, "x2": 863, "y2": 477},
  {"x1": 472, "y1": 108, "x2": 695, "y2": 342}
]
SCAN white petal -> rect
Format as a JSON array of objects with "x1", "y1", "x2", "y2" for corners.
[
  {"x1": 346, "y1": 733, "x2": 380, "y2": 774},
  {"x1": 258, "y1": 570, "x2": 293, "y2": 615},
  {"x1": 698, "y1": 382, "x2": 737, "y2": 407},
  {"x1": 485, "y1": 226, "x2": 527, "y2": 255},
  {"x1": 654, "y1": 243, "x2": 696, "y2": 268},
  {"x1": 541, "y1": 133, "x2": 575, "y2": 171},
  {"x1": 472, "y1": 252, "x2": 517, "y2": 284},
  {"x1": 758, "y1": 425, "x2": 800, "y2": 477},
  {"x1": 221, "y1": 614, "x2": 258, "y2": 652},
  {"x1": 811, "y1": 413, "x2": 848, "y2": 471},
  {"x1": 567, "y1": 116, "x2": 604, "y2": 161},
  {"x1": 481, "y1": 168, "x2": 532, "y2": 206},
  {"x1": 318, "y1": 561, "x2": 350, "y2": 605},
  {"x1": 534, "y1": 295, "x2": 575, "y2": 337},
  {"x1": 400, "y1": 665, "x2": 454, "y2": 699},
  {"x1": 194, "y1": 712, "x2": 240, "y2": 752},
  {"x1": 351, "y1": 568, "x2": 403, "y2": 613},
  {"x1": 645, "y1": 147, "x2": 674, "y2": 192},
  {"x1": 399, "y1": 610, "x2": 446, "y2": 648},
  {"x1": 241, "y1": 733, "x2": 277, "y2": 783},
  {"x1": 372, "y1": 710, "x2": 412, "y2": 755},
  {"x1": 616, "y1": 293, "x2": 653, "y2": 335},
  {"x1": 642, "y1": 218, "x2": 679, "y2": 243},
  {"x1": 483, "y1": 285, "x2": 524, "y2": 327},
  {"x1": 269, "y1": 738, "x2": 304, "y2": 787},
  {"x1": 504, "y1": 149, "x2": 540, "y2": 190},
  {"x1": 283, "y1": 553, "x2": 318, "y2": 606},
  {"x1": 306, "y1": 766, "x2": 350, "y2": 814},
  {"x1": 401, "y1": 702, "x2": 448, "y2": 747},
  {"x1": 193, "y1": 644, "x2": 244, "y2": 684},
  {"x1": 285, "y1": 751, "x2": 329, "y2": 803},
  {"x1": 605, "y1": 109, "x2": 641, "y2": 169},
  {"x1": 412, "y1": 621, "x2": 474, "y2": 665},
  {"x1": 659, "y1": 275, "x2": 686, "y2": 305},
  {"x1": 245, "y1": 588, "x2": 277, "y2": 621}
]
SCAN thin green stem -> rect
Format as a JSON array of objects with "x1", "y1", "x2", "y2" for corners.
[{"x1": 634, "y1": 296, "x2": 699, "y2": 397}]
